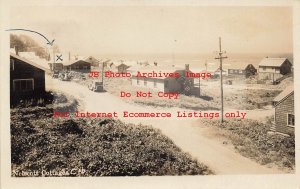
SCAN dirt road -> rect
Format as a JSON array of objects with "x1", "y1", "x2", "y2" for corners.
[{"x1": 46, "y1": 76, "x2": 285, "y2": 174}]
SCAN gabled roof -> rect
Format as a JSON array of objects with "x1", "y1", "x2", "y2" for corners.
[
  {"x1": 10, "y1": 52, "x2": 50, "y2": 73},
  {"x1": 18, "y1": 51, "x2": 50, "y2": 70},
  {"x1": 131, "y1": 65, "x2": 190, "y2": 79},
  {"x1": 83, "y1": 56, "x2": 100, "y2": 63},
  {"x1": 259, "y1": 58, "x2": 288, "y2": 67},
  {"x1": 273, "y1": 85, "x2": 294, "y2": 105},
  {"x1": 113, "y1": 60, "x2": 138, "y2": 67},
  {"x1": 62, "y1": 59, "x2": 91, "y2": 66}
]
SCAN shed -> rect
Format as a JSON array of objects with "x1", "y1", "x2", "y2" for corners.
[
  {"x1": 10, "y1": 53, "x2": 49, "y2": 105},
  {"x1": 272, "y1": 85, "x2": 294, "y2": 136}
]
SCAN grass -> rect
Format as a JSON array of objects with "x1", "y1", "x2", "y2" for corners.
[
  {"x1": 11, "y1": 93, "x2": 213, "y2": 176},
  {"x1": 199, "y1": 118, "x2": 295, "y2": 171}
]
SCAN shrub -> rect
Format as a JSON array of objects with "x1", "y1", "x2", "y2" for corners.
[{"x1": 11, "y1": 106, "x2": 213, "y2": 176}]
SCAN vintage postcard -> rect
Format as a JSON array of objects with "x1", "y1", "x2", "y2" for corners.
[{"x1": 1, "y1": 0, "x2": 299, "y2": 188}]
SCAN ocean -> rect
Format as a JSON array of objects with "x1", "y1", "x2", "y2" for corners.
[{"x1": 98, "y1": 52, "x2": 293, "y2": 71}]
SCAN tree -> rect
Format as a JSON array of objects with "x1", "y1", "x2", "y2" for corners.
[{"x1": 10, "y1": 34, "x2": 55, "y2": 59}]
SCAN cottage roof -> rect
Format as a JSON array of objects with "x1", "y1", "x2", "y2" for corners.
[
  {"x1": 273, "y1": 85, "x2": 294, "y2": 104},
  {"x1": 131, "y1": 65, "x2": 190, "y2": 79},
  {"x1": 62, "y1": 59, "x2": 91, "y2": 66},
  {"x1": 259, "y1": 58, "x2": 288, "y2": 67},
  {"x1": 18, "y1": 51, "x2": 50, "y2": 70},
  {"x1": 10, "y1": 52, "x2": 50, "y2": 73},
  {"x1": 83, "y1": 56, "x2": 100, "y2": 63},
  {"x1": 113, "y1": 60, "x2": 137, "y2": 67}
]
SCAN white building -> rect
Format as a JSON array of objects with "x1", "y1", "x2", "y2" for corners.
[{"x1": 258, "y1": 57, "x2": 292, "y2": 81}]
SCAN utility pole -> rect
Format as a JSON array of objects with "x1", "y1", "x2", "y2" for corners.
[
  {"x1": 205, "y1": 60, "x2": 208, "y2": 82},
  {"x1": 215, "y1": 37, "x2": 227, "y2": 123},
  {"x1": 102, "y1": 62, "x2": 104, "y2": 85}
]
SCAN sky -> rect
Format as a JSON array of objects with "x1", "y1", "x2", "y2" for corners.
[{"x1": 10, "y1": 6, "x2": 293, "y2": 56}]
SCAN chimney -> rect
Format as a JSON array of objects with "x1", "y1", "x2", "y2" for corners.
[
  {"x1": 15, "y1": 46, "x2": 19, "y2": 55},
  {"x1": 185, "y1": 64, "x2": 189, "y2": 71}
]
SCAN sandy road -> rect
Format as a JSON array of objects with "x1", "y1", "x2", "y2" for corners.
[{"x1": 46, "y1": 76, "x2": 286, "y2": 174}]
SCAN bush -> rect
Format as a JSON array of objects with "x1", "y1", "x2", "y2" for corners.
[
  {"x1": 11, "y1": 106, "x2": 212, "y2": 176},
  {"x1": 200, "y1": 119, "x2": 295, "y2": 171}
]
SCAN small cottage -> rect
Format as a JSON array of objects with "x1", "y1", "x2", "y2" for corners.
[
  {"x1": 245, "y1": 64, "x2": 257, "y2": 78},
  {"x1": 83, "y1": 56, "x2": 100, "y2": 67},
  {"x1": 62, "y1": 59, "x2": 91, "y2": 73},
  {"x1": 10, "y1": 53, "x2": 48, "y2": 105},
  {"x1": 272, "y1": 85, "x2": 294, "y2": 136},
  {"x1": 110, "y1": 60, "x2": 138, "y2": 73},
  {"x1": 214, "y1": 67, "x2": 228, "y2": 77},
  {"x1": 227, "y1": 64, "x2": 257, "y2": 78},
  {"x1": 131, "y1": 64, "x2": 198, "y2": 96},
  {"x1": 258, "y1": 58, "x2": 292, "y2": 81}
]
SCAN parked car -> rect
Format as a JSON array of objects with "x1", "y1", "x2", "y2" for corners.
[
  {"x1": 52, "y1": 71, "x2": 59, "y2": 78},
  {"x1": 59, "y1": 72, "x2": 71, "y2": 81},
  {"x1": 88, "y1": 81, "x2": 103, "y2": 92}
]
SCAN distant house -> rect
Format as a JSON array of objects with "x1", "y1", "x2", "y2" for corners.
[
  {"x1": 110, "y1": 60, "x2": 137, "y2": 73},
  {"x1": 227, "y1": 64, "x2": 257, "y2": 78},
  {"x1": 228, "y1": 69, "x2": 245, "y2": 76},
  {"x1": 258, "y1": 58, "x2": 292, "y2": 81},
  {"x1": 62, "y1": 59, "x2": 91, "y2": 73},
  {"x1": 49, "y1": 62, "x2": 64, "y2": 71},
  {"x1": 83, "y1": 56, "x2": 100, "y2": 67},
  {"x1": 245, "y1": 64, "x2": 257, "y2": 78},
  {"x1": 131, "y1": 64, "x2": 198, "y2": 96},
  {"x1": 271, "y1": 85, "x2": 294, "y2": 136},
  {"x1": 10, "y1": 53, "x2": 48, "y2": 105},
  {"x1": 214, "y1": 67, "x2": 228, "y2": 76}
]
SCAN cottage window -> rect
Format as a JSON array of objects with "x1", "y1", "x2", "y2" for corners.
[
  {"x1": 10, "y1": 59, "x2": 14, "y2": 71},
  {"x1": 154, "y1": 80, "x2": 157, "y2": 88},
  {"x1": 165, "y1": 80, "x2": 169, "y2": 88},
  {"x1": 144, "y1": 78, "x2": 147, "y2": 86},
  {"x1": 13, "y1": 79, "x2": 34, "y2": 92},
  {"x1": 83, "y1": 66, "x2": 88, "y2": 70},
  {"x1": 287, "y1": 114, "x2": 295, "y2": 127}
]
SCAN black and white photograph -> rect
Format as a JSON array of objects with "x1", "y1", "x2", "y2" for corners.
[{"x1": 1, "y1": 0, "x2": 299, "y2": 189}]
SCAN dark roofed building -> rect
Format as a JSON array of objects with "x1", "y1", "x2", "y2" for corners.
[
  {"x1": 227, "y1": 64, "x2": 257, "y2": 78},
  {"x1": 10, "y1": 53, "x2": 49, "y2": 105}
]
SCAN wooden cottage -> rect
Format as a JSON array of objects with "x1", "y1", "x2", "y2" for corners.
[
  {"x1": 131, "y1": 64, "x2": 197, "y2": 96},
  {"x1": 227, "y1": 64, "x2": 257, "y2": 78},
  {"x1": 271, "y1": 85, "x2": 294, "y2": 136},
  {"x1": 83, "y1": 56, "x2": 100, "y2": 67},
  {"x1": 110, "y1": 60, "x2": 137, "y2": 73},
  {"x1": 10, "y1": 53, "x2": 48, "y2": 105},
  {"x1": 214, "y1": 67, "x2": 228, "y2": 77},
  {"x1": 228, "y1": 69, "x2": 245, "y2": 76},
  {"x1": 245, "y1": 64, "x2": 257, "y2": 78},
  {"x1": 62, "y1": 59, "x2": 91, "y2": 73},
  {"x1": 258, "y1": 58, "x2": 292, "y2": 81}
]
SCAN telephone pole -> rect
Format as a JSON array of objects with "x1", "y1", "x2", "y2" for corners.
[{"x1": 215, "y1": 37, "x2": 227, "y2": 122}]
